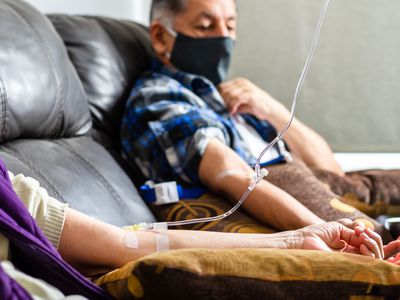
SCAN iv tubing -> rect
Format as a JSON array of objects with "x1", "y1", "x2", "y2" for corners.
[{"x1": 142, "y1": 0, "x2": 331, "y2": 230}]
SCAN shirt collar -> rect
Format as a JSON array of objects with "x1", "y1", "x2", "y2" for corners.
[{"x1": 151, "y1": 58, "x2": 216, "y2": 94}]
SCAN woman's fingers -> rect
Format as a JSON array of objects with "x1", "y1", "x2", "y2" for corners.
[
  {"x1": 365, "y1": 228, "x2": 384, "y2": 258},
  {"x1": 360, "y1": 243, "x2": 375, "y2": 258},
  {"x1": 350, "y1": 226, "x2": 383, "y2": 260},
  {"x1": 359, "y1": 231, "x2": 383, "y2": 260}
]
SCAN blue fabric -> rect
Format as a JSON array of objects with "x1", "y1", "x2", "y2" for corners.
[
  {"x1": 0, "y1": 160, "x2": 113, "y2": 299},
  {"x1": 121, "y1": 59, "x2": 281, "y2": 186},
  {"x1": 140, "y1": 184, "x2": 207, "y2": 204}
]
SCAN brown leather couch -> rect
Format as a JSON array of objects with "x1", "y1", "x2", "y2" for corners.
[{"x1": 0, "y1": 0, "x2": 155, "y2": 226}]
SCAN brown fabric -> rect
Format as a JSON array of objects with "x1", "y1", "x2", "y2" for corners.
[
  {"x1": 266, "y1": 158, "x2": 381, "y2": 226},
  {"x1": 151, "y1": 157, "x2": 392, "y2": 240},
  {"x1": 94, "y1": 249, "x2": 400, "y2": 300},
  {"x1": 313, "y1": 168, "x2": 400, "y2": 218},
  {"x1": 151, "y1": 194, "x2": 275, "y2": 233}
]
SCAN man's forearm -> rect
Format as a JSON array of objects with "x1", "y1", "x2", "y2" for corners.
[
  {"x1": 266, "y1": 109, "x2": 343, "y2": 176},
  {"x1": 199, "y1": 139, "x2": 325, "y2": 231}
]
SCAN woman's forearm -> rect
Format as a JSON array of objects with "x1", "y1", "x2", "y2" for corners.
[{"x1": 58, "y1": 207, "x2": 303, "y2": 276}]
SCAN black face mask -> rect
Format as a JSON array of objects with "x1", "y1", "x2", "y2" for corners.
[{"x1": 169, "y1": 32, "x2": 235, "y2": 86}]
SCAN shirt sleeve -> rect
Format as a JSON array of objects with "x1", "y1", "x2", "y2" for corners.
[
  {"x1": 122, "y1": 96, "x2": 232, "y2": 185},
  {"x1": 8, "y1": 172, "x2": 67, "y2": 250}
]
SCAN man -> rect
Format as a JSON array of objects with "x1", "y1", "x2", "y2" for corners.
[{"x1": 120, "y1": 0, "x2": 394, "y2": 232}]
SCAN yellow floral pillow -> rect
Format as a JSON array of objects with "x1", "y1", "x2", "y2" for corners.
[{"x1": 94, "y1": 249, "x2": 400, "y2": 300}]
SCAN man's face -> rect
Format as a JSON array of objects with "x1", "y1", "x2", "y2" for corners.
[
  {"x1": 173, "y1": 0, "x2": 237, "y2": 39},
  {"x1": 151, "y1": 0, "x2": 237, "y2": 66}
]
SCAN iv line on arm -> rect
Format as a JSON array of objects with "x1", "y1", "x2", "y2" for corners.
[{"x1": 133, "y1": 0, "x2": 331, "y2": 231}]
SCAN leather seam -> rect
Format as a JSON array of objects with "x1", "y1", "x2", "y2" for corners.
[
  {"x1": 55, "y1": 140, "x2": 128, "y2": 209},
  {"x1": 0, "y1": 145, "x2": 66, "y2": 202},
  {"x1": 6, "y1": 3, "x2": 64, "y2": 137},
  {"x1": 0, "y1": 77, "x2": 7, "y2": 143}
]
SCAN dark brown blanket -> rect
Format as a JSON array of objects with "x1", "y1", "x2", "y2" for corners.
[{"x1": 151, "y1": 157, "x2": 398, "y2": 242}]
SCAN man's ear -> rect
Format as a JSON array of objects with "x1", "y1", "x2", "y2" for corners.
[{"x1": 150, "y1": 23, "x2": 173, "y2": 65}]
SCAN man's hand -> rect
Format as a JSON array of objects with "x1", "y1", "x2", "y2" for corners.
[
  {"x1": 384, "y1": 240, "x2": 400, "y2": 265},
  {"x1": 298, "y1": 222, "x2": 384, "y2": 259},
  {"x1": 219, "y1": 78, "x2": 289, "y2": 121}
]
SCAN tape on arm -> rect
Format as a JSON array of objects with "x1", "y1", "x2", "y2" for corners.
[
  {"x1": 215, "y1": 169, "x2": 252, "y2": 184},
  {"x1": 153, "y1": 222, "x2": 170, "y2": 252},
  {"x1": 124, "y1": 230, "x2": 139, "y2": 249}
]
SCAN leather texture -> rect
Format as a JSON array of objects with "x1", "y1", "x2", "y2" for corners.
[
  {"x1": 0, "y1": 0, "x2": 156, "y2": 225},
  {"x1": 0, "y1": 137, "x2": 154, "y2": 225},
  {"x1": 48, "y1": 14, "x2": 154, "y2": 146},
  {"x1": 0, "y1": 0, "x2": 92, "y2": 144}
]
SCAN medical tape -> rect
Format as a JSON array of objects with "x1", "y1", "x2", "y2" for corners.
[
  {"x1": 123, "y1": 230, "x2": 139, "y2": 249},
  {"x1": 153, "y1": 222, "x2": 170, "y2": 252},
  {"x1": 215, "y1": 169, "x2": 252, "y2": 184}
]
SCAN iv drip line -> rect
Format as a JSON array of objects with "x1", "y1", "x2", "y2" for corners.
[{"x1": 136, "y1": 0, "x2": 331, "y2": 231}]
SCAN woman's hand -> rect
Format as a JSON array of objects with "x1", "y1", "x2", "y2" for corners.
[{"x1": 298, "y1": 222, "x2": 384, "y2": 259}]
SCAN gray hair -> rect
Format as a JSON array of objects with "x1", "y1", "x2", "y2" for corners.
[{"x1": 150, "y1": 0, "x2": 187, "y2": 24}]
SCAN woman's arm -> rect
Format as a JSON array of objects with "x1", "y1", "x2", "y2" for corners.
[{"x1": 59, "y1": 208, "x2": 383, "y2": 277}]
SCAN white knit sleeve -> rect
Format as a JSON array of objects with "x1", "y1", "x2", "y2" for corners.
[{"x1": 8, "y1": 171, "x2": 68, "y2": 249}]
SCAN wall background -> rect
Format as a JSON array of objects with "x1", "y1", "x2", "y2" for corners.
[
  {"x1": 25, "y1": 0, "x2": 400, "y2": 153},
  {"x1": 230, "y1": 0, "x2": 400, "y2": 152},
  {"x1": 25, "y1": 0, "x2": 152, "y2": 24}
]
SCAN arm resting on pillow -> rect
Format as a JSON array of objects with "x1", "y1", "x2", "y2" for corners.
[
  {"x1": 198, "y1": 138, "x2": 325, "y2": 231},
  {"x1": 59, "y1": 208, "x2": 384, "y2": 277}
]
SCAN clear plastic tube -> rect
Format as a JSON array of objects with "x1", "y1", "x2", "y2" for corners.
[{"x1": 139, "y1": 0, "x2": 331, "y2": 231}]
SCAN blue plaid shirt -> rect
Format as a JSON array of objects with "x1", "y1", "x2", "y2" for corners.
[{"x1": 121, "y1": 60, "x2": 282, "y2": 186}]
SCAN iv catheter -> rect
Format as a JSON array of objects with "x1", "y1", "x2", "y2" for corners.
[{"x1": 133, "y1": 0, "x2": 331, "y2": 231}]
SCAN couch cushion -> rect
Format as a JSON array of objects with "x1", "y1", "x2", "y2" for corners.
[
  {"x1": 0, "y1": 137, "x2": 155, "y2": 226},
  {"x1": 151, "y1": 194, "x2": 275, "y2": 234},
  {"x1": 94, "y1": 249, "x2": 400, "y2": 300},
  {"x1": 0, "y1": 0, "x2": 91, "y2": 144},
  {"x1": 312, "y1": 168, "x2": 400, "y2": 218},
  {"x1": 266, "y1": 156, "x2": 393, "y2": 242},
  {"x1": 48, "y1": 14, "x2": 154, "y2": 146}
]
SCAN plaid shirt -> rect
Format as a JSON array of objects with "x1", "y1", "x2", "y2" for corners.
[{"x1": 121, "y1": 60, "x2": 282, "y2": 186}]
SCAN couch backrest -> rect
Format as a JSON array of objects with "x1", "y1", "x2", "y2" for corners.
[
  {"x1": 48, "y1": 15, "x2": 154, "y2": 147},
  {"x1": 0, "y1": 0, "x2": 92, "y2": 144}
]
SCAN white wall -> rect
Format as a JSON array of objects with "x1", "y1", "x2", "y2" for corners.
[
  {"x1": 231, "y1": 0, "x2": 400, "y2": 153},
  {"x1": 25, "y1": 0, "x2": 152, "y2": 24}
]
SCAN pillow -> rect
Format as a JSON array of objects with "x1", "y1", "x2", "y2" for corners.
[
  {"x1": 94, "y1": 249, "x2": 400, "y2": 300},
  {"x1": 265, "y1": 157, "x2": 392, "y2": 241},
  {"x1": 150, "y1": 156, "x2": 391, "y2": 240},
  {"x1": 151, "y1": 194, "x2": 275, "y2": 234},
  {"x1": 312, "y1": 168, "x2": 400, "y2": 218}
]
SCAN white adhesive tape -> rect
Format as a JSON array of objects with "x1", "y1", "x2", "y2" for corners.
[
  {"x1": 124, "y1": 230, "x2": 139, "y2": 249},
  {"x1": 215, "y1": 169, "x2": 252, "y2": 183},
  {"x1": 153, "y1": 222, "x2": 170, "y2": 252}
]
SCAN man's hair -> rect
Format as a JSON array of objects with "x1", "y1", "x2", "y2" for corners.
[{"x1": 150, "y1": 0, "x2": 187, "y2": 23}]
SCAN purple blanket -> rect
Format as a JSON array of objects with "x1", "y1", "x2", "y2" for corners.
[{"x1": 0, "y1": 160, "x2": 113, "y2": 299}]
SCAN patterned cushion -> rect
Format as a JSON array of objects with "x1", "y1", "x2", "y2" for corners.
[
  {"x1": 150, "y1": 156, "x2": 391, "y2": 240},
  {"x1": 151, "y1": 194, "x2": 275, "y2": 234},
  {"x1": 312, "y1": 168, "x2": 400, "y2": 218},
  {"x1": 94, "y1": 249, "x2": 400, "y2": 300},
  {"x1": 266, "y1": 157, "x2": 393, "y2": 242}
]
